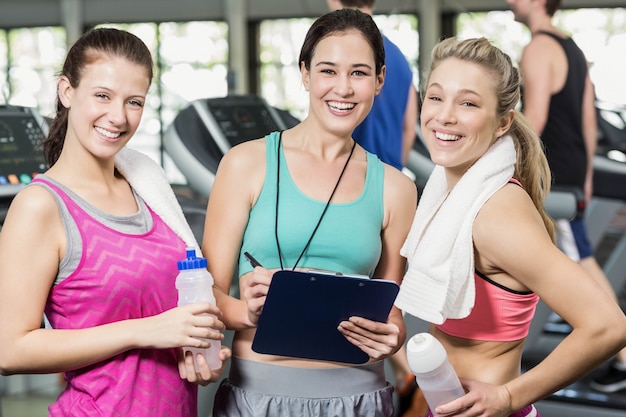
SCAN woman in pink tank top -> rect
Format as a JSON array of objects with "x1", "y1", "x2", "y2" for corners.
[
  {"x1": 0, "y1": 27, "x2": 230, "y2": 417},
  {"x1": 396, "y1": 37, "x2": 626, "y2": 417}
]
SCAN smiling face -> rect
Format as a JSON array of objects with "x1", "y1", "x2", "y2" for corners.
[
  {"x1": 420, "y1": 57, "x2": 512, "y2": 179},
  {"x1": 58, "y1": 54, "x2": 151, "y2": 161},
  {"x1": 301, "y1": 29, "x2": 384, "y2": 137}
]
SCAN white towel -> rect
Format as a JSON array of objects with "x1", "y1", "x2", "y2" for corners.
[
  {"x1": 395, "y1": 135, "x2": 516, "y2": 324},
  {"x1": 115, "y1": 147, "x2": 200, "y2": 251}
]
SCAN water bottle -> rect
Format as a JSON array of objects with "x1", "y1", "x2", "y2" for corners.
[
  {"x1": 406, "y1": 333, "x2": 465, "y2": 416},
  {"x1": 175, "y1": 248, "x2": 222, "y2": 371}
]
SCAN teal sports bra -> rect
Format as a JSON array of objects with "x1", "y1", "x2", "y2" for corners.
[{"x1": 238, "y1": 131, "x2": 384, "y2": 277}]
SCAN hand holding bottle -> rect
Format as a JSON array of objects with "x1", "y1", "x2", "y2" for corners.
[
  {"x1": 176, "y1": 248, "x2": 222, "y2": 370},
  {"x1": 406, "y1": 332, "x2": 465, "y2": 416}
]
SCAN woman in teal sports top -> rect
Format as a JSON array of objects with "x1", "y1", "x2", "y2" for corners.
[{"x1": 202, "y1": 8, "x2": 417, "y2": 417}]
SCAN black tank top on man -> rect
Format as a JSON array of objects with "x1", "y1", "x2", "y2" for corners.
[{"x1": 531, "y1": 31, "x2": 588, "y2": 189}]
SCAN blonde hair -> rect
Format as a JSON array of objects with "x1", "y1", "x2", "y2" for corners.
[{"x1": 425, "y1": 37, "x2": 555, "y2": 241}]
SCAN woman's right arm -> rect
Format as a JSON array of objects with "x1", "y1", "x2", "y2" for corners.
[
  {"x1": 203, "y1": 139, "x2": 268, "y2": 331},
  {"x1": 0, "y1": 186, "x2": 224, "y2": 375}
]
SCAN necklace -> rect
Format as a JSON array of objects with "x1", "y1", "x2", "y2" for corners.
[{"x1": 275, "y1": 133, "x2": 357, "y2": 271}]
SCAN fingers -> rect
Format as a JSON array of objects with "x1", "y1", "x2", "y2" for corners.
[
  {"x1": 178, "y1": 349, "x2": 211, "y2": 385},
  {"x1": 337, "y1": 317, "x2": 400, "y2": 360},
  {"x1": 241, "y1": 269, "x2": 272, "y2": 300},
  {"x1": 178, "y1": 346, "x2": 233, "y2": 386},
  {"x1": 180, "y1": 302, "x2": 223, "y2": 318},
  {"x1": 190, "y1": 352, "x2": 216, "y2": 385},
  {"x1": 219, "y1": 346, "x2": 232, "y2": 362},
  {"x1": 241, "y1": 269, "x2": 273, "y2": 324},
  {"x1": 159, "y1": 305, "x2": 226, "y2": 351},
  {"x1": 188, "y1": 313, "x2": 226, "y2": 334},
  {"x1": 338, "y1": 316, "x2": 400, "y2": 340},
  {"x1": 433, "y1": 379, "x2": 512, "y2": 417},
  {"x1": 184, "y1": 333, "x2": 224, "y2": 350},
  {"x1": 176, "y1": 304, "x2": 226, "y2": 338}
]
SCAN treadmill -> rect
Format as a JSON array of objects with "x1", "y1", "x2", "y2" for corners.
[{"x1": 163, "y1": 95, "x2": 299, "y2": 199}]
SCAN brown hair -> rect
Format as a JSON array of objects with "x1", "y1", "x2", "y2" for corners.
[
  {"x1": 425, "y1": 37, "x2": 555, "y2": 241},
  {"x1": 44, "y1": 27, "x2": 154, "y2": 165},
  {"x1": 299, "y1": 8, "x2": 384, "y2": 75},
  {"x1": 545, "y1": 0, "x2": 562, "y2": 17}
]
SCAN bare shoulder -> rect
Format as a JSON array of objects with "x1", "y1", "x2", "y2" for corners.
[
  {"x1": 209, "y1": 137, "x2": 270, "y2": 205},
  {"x1": 473, "y1": 182, "x2": 546, "y2": 252},
  {"x1": 0, "y1": 183, "x2": 63, "y2": 245},
  {"x1": 524, "y1": 32, "x2": 562, "y2": 59},
  {"x1": 217, "y1": 137, "x2": 267, "y2": 177},
  {"x1": 7, "y1": 184, "x2": 60, "y2": 220},
  {"x1": 383, "y1": 165, "x2": 418, "y2": 204},
  {"x1": 382, "y1": 166, "x2": 418, "y2": 228},
  {"x1": 476, "y1": 183, "x2": 538, "y2": 227}
]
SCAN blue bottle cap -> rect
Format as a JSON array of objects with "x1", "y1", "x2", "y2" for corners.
[{"x1": 177, "y1": 248, "x2": 208, "y2": 270}]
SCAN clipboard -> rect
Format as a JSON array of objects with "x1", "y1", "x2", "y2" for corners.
[{"x1": 251, "y1": 270, "x2": 400, "y2": 364}]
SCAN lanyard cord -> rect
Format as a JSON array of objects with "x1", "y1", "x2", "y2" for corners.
[{"x1": 275, "y1": 133, "x2": 357, "y2": 271}]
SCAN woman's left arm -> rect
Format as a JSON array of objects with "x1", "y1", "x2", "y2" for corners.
[{"x1": 338, "y1": 167, "x2": 418, "y2": 360}]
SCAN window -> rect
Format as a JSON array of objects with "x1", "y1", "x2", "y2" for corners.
[
  {"x1": 0, "y1": 27, "x2": 66, "y2": 117},
  {"x1": 374, "y1": 14, "x2": 419, "y2": 88},
  {"x1": 259, "y1": 18, "x2": 313, "y2": 121},
  {"x1": 456, "y1": 8, "x2": 626, "y2": 106}
]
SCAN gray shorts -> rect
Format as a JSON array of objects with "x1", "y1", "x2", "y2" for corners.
[{"x1": 212, "y1": 356, "x2": 394, "y2": 417}]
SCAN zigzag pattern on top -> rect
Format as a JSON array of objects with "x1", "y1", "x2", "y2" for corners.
[{"x1": 36, "y1": 177, "x2": 196, "y2": 417}]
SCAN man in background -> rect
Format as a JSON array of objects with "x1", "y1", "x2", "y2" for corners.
[
  {"x1": 509, "y1": 0, "x2": 626, "y2": 394},
  {"x1": 327, "y1": 0, "x2": 418, "y2": 172}
]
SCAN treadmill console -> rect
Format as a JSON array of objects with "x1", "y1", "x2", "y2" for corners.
[
  {"x1": 205, "y1": 96, "x2": 286, "y2": 148},
  {"x1": 0, "y1": 106, "x2": 49, "y2": 222},
  {"x1": 164, "y1": 95, "x2": 297, "y2": 198}
]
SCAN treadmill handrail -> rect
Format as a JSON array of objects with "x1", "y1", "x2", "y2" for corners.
[{"x1": 594, "y1": 154, "x2": 626, "y2": 175}]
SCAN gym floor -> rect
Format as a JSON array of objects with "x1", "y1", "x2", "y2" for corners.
[{"x1": 0, "y1": 373, "x2": 63, "y2": 417}]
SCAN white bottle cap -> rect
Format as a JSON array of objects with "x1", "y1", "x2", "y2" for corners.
[{"x1": 406, "y1": 332, "x2": 447, "y2": 374}]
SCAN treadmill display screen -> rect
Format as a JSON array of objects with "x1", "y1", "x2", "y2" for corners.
[
  {"x1": 0, "y1": 113, "x2": 48, "y2": 186},
  {"x1": 206, "y1": 98, "x2": 283, "y2": 146}
]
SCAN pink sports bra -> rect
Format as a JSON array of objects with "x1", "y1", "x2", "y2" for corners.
[{"x1": 436, "y1": 271, "x2": 538, "y2": 341}]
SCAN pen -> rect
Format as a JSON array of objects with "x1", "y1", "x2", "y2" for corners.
[{"x1": 244, "y1": 251, "x2": 263, "y2": 268}]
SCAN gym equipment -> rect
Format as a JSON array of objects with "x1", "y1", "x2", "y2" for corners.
[
  {"x1": 596, "y1": 101, "x2": 626, "y2": 155},
  {"x1": 163, "y1": 95, "x2": 298, "y2": 198},
  {"x1": 0, "y1": 105, "x2": 49, "y2": 226}
]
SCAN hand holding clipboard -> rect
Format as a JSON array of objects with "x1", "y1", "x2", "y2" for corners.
[{"x1": 244, "y1": 252, "x2": 400, "y2": 364}]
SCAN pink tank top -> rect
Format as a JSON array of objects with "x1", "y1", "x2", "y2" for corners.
[
  {"x1": 36, "y1": 178, "x2": 196, "y2": 417},
  {"x1": 436, "y1": 270, "x2": 538, "y2": 341}
]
